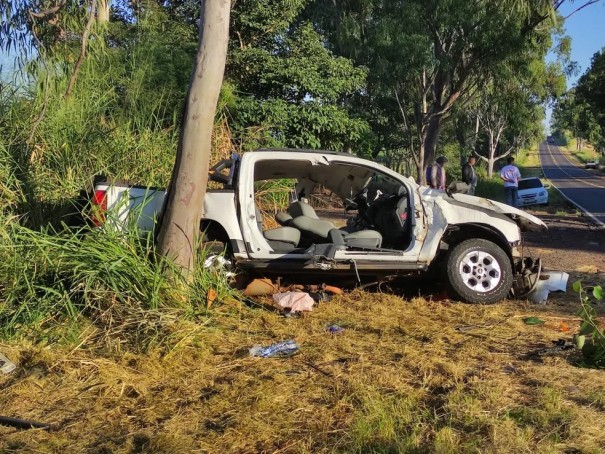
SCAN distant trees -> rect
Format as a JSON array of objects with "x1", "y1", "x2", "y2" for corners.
[
  {"x1": 553, "y1": 49, "x2": 605, "y2": 152},
  {"x1": 308, "y1": 0, "x2": 590, "y2": 182}
]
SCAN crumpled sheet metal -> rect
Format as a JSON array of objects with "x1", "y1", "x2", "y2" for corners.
[{"x1": 529, "y1": 271, "x2": 569, "y2": 304}]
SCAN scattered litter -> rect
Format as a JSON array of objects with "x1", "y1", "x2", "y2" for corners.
[
  {"x1": 245, "y1": 278, "x2": 280, "y2": 296},
  {"x1": 533, "y1": 338, "x2": 576, "y2": 357},
  {"x1": 325, "y1": 324, "x2": 345, "y2": 334},
  {"x1": 0, "y1": 352, "x2": 16, "y2": 374},
  {"x1": 558, "y1": 322, "x2": 571, "y2": 333},
  {"x1": 244, "y1": 278, "x2": 342, "y2": 297},
  {"x1": 273, "y1": 292, "x2": 314, "y2": 313},
  {"x1": 203, "y1": 254, "x2": 236, "y2": 277},
  {"x1": 0, "y1": 415, "x2": 50, "y2": 430},
  {"x1": 249, "y1": 340, "x2": 299, "y2": 358},
  {"x1": 206, "y1": 288, "x2": 217, "y2": 308},
  {"x1": 529, "y1": 271, "x2": 569, "y2": 304},
  {"x1": 523, "y1": 317, "x2": 545, "y2": 325},
  {"x1": 309, "y1": 291, "x2": 332, "y2": 302}
]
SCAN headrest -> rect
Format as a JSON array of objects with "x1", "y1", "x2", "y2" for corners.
[
  {"x1": 276, "y1": 212, "x2": 293, "y2": 226},
  {"x1": 287, "y1": 201, "x2": 319, "y2": 219}
]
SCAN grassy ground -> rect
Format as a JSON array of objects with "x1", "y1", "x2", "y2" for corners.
[
  {"x1": 2, "y1": 288, "x2": 605, "y2": 453},
  {"x1": 561, "y1": 139, "x2": 600, "y2": 165}
]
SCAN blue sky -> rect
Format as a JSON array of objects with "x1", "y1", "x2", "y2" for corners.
[
  {"x1": 544, "y1": 1, "x2": 605, "y2": 131},
  {"x1": 558, "y1": 1, "x2": 605, "y2": 87}
]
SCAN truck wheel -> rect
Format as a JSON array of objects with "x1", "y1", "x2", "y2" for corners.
[{"x1": 444, "y1": 239, "x2": 512, "y2": 304}]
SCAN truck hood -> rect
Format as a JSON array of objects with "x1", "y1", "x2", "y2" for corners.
[{"x1": 449, "y1": 193, "x2": 547, "y2": 232}]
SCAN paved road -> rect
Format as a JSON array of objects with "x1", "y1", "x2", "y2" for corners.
[{"x1": 539, "y1": 141, "x2": 605, "y2": 226}]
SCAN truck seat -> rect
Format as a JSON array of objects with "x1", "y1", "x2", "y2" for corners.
[
  {"x1": 255, "y1": 208, "x2": 300, "y2": 252},
  {"x1": 287, "y1": 201, "x2": 382, "y2": 248}
]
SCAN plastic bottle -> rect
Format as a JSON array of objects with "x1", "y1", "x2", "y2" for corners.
[{"x1": 249, "y1": 340, "x2": 299, "y2": 358}]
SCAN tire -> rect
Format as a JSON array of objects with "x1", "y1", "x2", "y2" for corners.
[{"x1": 444, "y1": 239, "x2": 512, "y2": 304}]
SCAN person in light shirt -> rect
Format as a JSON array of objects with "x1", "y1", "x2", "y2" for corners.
[{"x1": 499, "y1": 156, "x2": 521, "y2": 207}]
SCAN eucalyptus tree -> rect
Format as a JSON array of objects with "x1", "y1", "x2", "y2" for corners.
[
  {"x1": 310, "y1": 0, "x2": 599, "y2": 183},
  {"x1": 575, "y1": 49, "x2": 605, "y2": 149},
  {"x1": 156, "y1": 0, "x2": 231, "y2": 274}
]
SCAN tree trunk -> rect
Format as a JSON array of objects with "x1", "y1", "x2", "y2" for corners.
[
  {"x1": 417, "y1": 141, "x2": 426, "y2": 185},
  {"x1": 97, "y1": 0, "x2": 110, "y2": 23},
  {"x1": 156, "y1": 0, "x2": 231, "y2": 275},
  {"x1": 487, "y1": 131, "x2": 496, "y2": 177},
  {"x1": 422, "y1": 114, "x2": 441, "y2": 168}
]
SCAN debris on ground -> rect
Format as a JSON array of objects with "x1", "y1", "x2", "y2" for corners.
[
  {"x1": 325, "y1": 324, "x2": 345, "y2": 334},
  {"x1": 0, "y1": 416, "x2": 51, "y2": 431},
  {"x1": 523, "y1": 317, "x2": 545, "y2": 325},
  {"x1": 529, "y1": 271, "x2": 569, "y2": 304},
  {"x1": 0, "y1": 353, "x2": 16, "y2": 374},
  {"x1": 272, "y1": 292, "x2": 314, "y2": 313},
  {"x1": 244, "y1": 278, "x2": 342, "y2": 298},
  {"x1": 530, "y1": 338, "x2": 576, "y2": 357},
  {"x1": 206, "y1": 288, "x2": 217, "y2": 308},
  {"x1": 249, "y1": 340, "x2": 299, "y2": 358},
  {"x1": 203, "y1": 254, "x2": 236, "y2": 277}
]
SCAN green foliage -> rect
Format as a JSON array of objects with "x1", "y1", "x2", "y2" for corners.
[
  {"x1": 0, "y1": 215, "x2": 234, "y2": 344},
  {"x1": 228, "y1": 7, "x2": 370, "y2": 152},
  {"x1": 573, "y1": 280, "x2": 605, "y2": 368},
  {"x1": 553, "y1": 48, "x2": 605, "y2": 150}
]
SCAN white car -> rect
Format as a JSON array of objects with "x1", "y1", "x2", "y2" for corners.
[
  {"x1": 517, "y1": 177, "x2": 549, "y2": 207},
  {"x1": 585, "y1": 159, "x2": 599, "y2": 169}
]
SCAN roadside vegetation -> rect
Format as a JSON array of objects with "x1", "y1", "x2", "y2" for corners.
[{"x1": 1, "y1": 1, "x2": 605, "y2": 452}]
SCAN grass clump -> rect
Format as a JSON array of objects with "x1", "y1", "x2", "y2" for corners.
[
  {"x1": 0, "y1": 217, "x2": 234, "y2": 349},
  {"x1": 348, "y1": 386, "x2": 428, "y2": 452}
]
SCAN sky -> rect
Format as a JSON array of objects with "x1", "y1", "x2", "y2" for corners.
[
  {"x1": 558, "y1": 1, "x2": 605, "y2": 86},
  {"x1": 545, "y1": 1, "x2": 605, "y2": 131}
]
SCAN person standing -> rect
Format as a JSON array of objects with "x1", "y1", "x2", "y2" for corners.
[
  {"x1": 499, "y1": 156, "x2": 521, "y2": 207},
  {"x1": 430, "y1": 156, "x2": 448, "y2": 190},
  {"x1": 462, "y1": 155, "x2": 478, "y2": 195}
]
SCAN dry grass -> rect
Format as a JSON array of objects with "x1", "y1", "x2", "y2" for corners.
[{"x1": 2, "y1": 288, "x2": 605, "y2": 453}]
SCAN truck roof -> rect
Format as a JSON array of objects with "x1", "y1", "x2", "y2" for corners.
[{"x1": 255, "y1": 148, "x2": 353, "y2": 157}]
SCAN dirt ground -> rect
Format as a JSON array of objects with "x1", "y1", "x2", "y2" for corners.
[
  {"x1": 523, "y1": 208, "x2": 605, "y2": 294},
  {"x1": 1, "y1": 209, "x2": 605, "y2": 453}
]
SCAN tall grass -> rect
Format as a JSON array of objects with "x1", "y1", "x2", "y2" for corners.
[
  {"x1": 0, "y1": 215, "x2": 235, "y2": 347},
  {"x1": 0, "y1": 18, "x2": 237, "y2": 346}
]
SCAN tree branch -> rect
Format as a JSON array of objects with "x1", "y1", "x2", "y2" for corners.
[
  {"x1": 65, "y1": 0, "x2": 97, "y2": 98},
  {"x1": 563, "y1": 0, "x2": 600, "y2": 19},
  {"x1": 394, "y1": 90, "x2": 416, "y2": 161},
  {"x1": 29, "y1": 3, "x2": 66, "y2": 19}
]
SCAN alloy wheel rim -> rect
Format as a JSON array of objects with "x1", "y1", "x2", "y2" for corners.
[{"x1": 458, "y1": 250, "x2": 502, "y2": 293}]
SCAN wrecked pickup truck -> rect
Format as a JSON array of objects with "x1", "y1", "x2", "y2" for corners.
[{"x1": 89, "y1": 149, "x2": 546, "y2": 304}]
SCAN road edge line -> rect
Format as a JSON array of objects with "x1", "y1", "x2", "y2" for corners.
[{"x1": 540, "y1": 142, "x2": 605, "y2": 228}]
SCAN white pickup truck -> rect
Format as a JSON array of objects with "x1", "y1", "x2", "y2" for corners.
[{"x1": 89, "y1": 149, "x2": 547, "y2": 304}]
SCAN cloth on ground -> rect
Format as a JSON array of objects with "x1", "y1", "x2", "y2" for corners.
[{"x1": 273, "y1": 292, "x2": 315, "y2": 312}]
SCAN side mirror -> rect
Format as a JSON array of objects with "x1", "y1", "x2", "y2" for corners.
[{"x1": 544, "y1": 184, "x2": 551, "y2": 189}]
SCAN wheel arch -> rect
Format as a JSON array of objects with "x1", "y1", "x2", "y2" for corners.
[
  {"x1": 441, "y1": 223, "x2": 514, "y2": 263},
  {"x1": 200, "y1": 219, "x2": 230, "y2": 242}
]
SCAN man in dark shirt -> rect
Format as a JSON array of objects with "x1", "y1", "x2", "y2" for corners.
[{"x1": 462, "y1": 155, "x2": 477, "y2": 195}]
